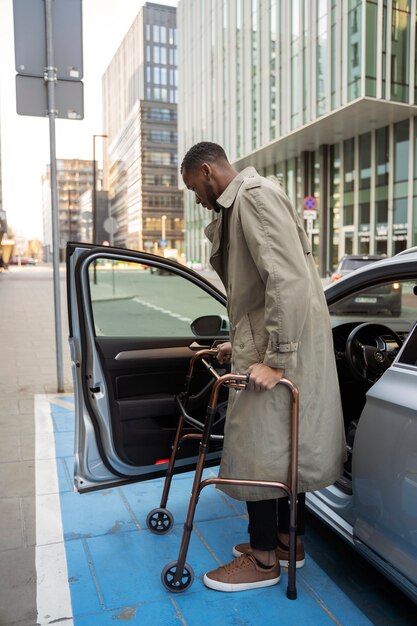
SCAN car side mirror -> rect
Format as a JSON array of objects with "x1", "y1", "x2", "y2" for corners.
[{"x1": 191, "y1": 314, "x2": 230, "y2": 338}]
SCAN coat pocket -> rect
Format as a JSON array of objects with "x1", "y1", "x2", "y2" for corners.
[{"x1": 232, "y1": 314, "x2": 262, "y2": 371}]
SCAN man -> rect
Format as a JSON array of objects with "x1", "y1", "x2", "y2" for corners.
[{"x1": 181, "y1": 142, "x2": 346, "y2": 592}]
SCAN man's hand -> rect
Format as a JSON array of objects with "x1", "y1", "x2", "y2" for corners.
[
  {"x1": 216, "y1": 341, "x2": 232, "y2": 364},
  {"x1": 246, "y1": 363, "x2": 284, "y2": 391}
]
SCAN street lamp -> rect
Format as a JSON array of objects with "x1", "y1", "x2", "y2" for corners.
[{"x1": 92, "y1": 134, "x2": 108, "y2": 245}]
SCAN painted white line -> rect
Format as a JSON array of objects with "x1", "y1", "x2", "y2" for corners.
[
  {"x1": 133, "y1": 297, "x2": 192, "y2": 323},
  {"x1": 49, "y1": 398, "x2": 75, "y2": 410},
  {"x1": 35, "y1": 394, "x2": 74, "y2": 626}
]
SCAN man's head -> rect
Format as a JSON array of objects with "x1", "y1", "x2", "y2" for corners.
[{"x1": 181, "y1": 142, "x2": 237, "y2": 212}]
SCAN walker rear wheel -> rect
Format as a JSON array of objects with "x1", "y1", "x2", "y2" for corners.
[
  {"x1": 146, "y1": 508, "x2": 174, "y2": 534},
  {"x1": 161, "y1": 561, "x2": 195, "y2": 592}
]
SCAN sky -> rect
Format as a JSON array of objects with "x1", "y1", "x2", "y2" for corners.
[{"x1": 0, "y1": 0, "x2": 177, "y2": 240}]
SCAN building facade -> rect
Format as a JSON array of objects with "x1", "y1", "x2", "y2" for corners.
[
  {"x1": 42, "y1": 159, "x2": 101, "y2": 261},
  {"x1": 0, "y1": 129, "x2": 8, "y2": 264},
  {"x1": 178, "y1": 0, "x2": 417, "y2": 275},
  {"x1": 102, "y1": 2, "x2": 184, "y2": 254}
]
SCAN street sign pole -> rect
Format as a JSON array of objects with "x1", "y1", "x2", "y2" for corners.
[{"x1": 45, "y1": 0, "x2": 64, "y2": 392}]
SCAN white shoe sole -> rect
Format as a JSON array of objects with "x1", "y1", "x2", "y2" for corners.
[
  {"x1": 232, "y1": 546, "x2": 305, "y2": 569},
  {"x1": 203, "y1": 573, "x2": 280, "y2": 592}
]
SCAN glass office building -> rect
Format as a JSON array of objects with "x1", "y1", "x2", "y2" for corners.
[
  {"x1": 41, "y1": 160, "x2": 99, "y2": 261},
  {"x1": 102, "y1": 2, "x2": 184, "y2": 254},
  {"x1": 178, "y1": 0, "x2": 417, "y2": 275}
]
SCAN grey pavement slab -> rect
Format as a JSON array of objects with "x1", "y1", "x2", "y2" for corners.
[{"x1": 0, "y1": 264, "x2": 72, "y2": 626}]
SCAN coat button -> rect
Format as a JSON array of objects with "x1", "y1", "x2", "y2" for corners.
[{"x1": 240, "y1": 343, "x2": 244, "y2": 348}]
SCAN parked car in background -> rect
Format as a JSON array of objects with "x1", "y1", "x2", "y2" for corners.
[
  {"x1": 67, "y1": 243, "x2": 417, "y2": 603},
  {"x1": 331, "y1": 255, "x2": 402, "y2": 316},
  {"x1": 331, "y1": 254, "x2": 386, "y2": 282},
  {"x1": 8, "y1": 256, "x2": 38, "y2": 266}
]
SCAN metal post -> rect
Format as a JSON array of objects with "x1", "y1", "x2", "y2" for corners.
[
  {"x1": 92, "y1": 134, "x2": 107, "y2": 284},
  {"x1": 44, "y1": 0, "x2": 64, "y2": 393},
  {"x1": 68, "y1": 188, "x2": 71, "y2": 241},
  {"x1": 92, "y1": 138, "x2": 97, "y2": 244},
  {"x1": 92, "y1": 136, "x2": 97, "y2": 284}
]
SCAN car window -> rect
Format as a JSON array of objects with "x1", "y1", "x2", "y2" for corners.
[
  {"x1": 397, "y1": 323, "x2": 417, "y2": 366},
  {"x1": 87, "y1": 259, "x2": 226, "y2": 337},
  {"x1": 328, "y1": 279, "x2": 417, "y2": 323}
]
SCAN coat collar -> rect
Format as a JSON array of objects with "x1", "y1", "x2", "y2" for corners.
[{"x1": 216, "y1": 166, "x2": 258, "y2": 208}]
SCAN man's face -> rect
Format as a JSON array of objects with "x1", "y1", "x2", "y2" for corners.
[{"x1": 182, "y1": 164, "x2": 219, "y2": 212}]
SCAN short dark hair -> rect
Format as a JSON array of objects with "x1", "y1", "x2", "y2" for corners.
[{"x1": 180, "y1": 141, "x2": 229, "y2": 173}]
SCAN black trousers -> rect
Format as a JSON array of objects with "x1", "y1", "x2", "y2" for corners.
[{"x1": 246, "y1": 494, "x2": 306, "y2": 551}]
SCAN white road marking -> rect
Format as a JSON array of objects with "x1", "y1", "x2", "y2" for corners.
[
  {"x1": 133, "y1": 297, "x2": 192, "y2": 323},
  {"x1": 35, "y1": 394, "x2": 74, "y2": 626}
]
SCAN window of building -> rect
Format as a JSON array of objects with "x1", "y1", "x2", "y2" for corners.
[
  {"x1": 343, "y1": 204, "x2": 354, "y2": 226},
  {"x1": 153, "y1": 24, "x2": 160, "y2": 43},
  {"x1": 343, "y1": 138, "x2": 355, "y2": 193},
  {"x1": 393, "y1": 197, "x2": 408, "y2": 227},
  {"x1": 330, "y1": 144, "x2": 341, "y2": 268},
  {"x1": 359, "y1": 132, "x2": 371, "y2": 189},
  {"x1": 290, "y1": 0, "x2": 300, "y2": 129},
  {"x1": 344, "y1": 231, "x2": 354, "y2": 254},
  {"x1": 390, "y1": 0, "x2": 411, "y2": 102},
  {"x1": 359, "y1": 202, "x2": 370, "y2": 226},
  {"x1": 144, "y1": 151, "x2": 171, "y2": 166},
  {"x1": 358, "y1": 237, "x2": 370, "y2": 254},
  {"x1": 348, "y1": 1, "x2": 362, "y2": 100},
  {"x1": 394, "y1": 119, "x2": 409, "y2": 183},
  {"x1": 376, "y1": 199, "x2": 388, "y2": 227},
  {"x1": 365, "y1": 0, "x2": 378, "y2": 96},
  {"x1": 316, "y1": 0, "x2": 328, "y2": 117},
  {"x1": 376, "y1": 126, "x2": 389, "y2": 186}
]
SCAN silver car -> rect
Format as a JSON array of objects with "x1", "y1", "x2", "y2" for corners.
[{"x1": 67, "y1": 244, "x2": 417, "y2": 603}]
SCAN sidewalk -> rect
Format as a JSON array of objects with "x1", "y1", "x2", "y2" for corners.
[{"x1": 0, "y1": 264, "x2": 73, "y2": 626}]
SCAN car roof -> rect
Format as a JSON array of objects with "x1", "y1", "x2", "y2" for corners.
[{"x1": 340, "y1": 254, "x2": 386, "y2": 261}]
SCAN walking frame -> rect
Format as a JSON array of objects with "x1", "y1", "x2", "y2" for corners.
[{"x1": 146, "y1": 348, "x2": 300, "y2": 599}]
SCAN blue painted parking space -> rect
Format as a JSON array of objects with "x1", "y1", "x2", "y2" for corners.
[{"x1": 47, "y1": 396, "x2": 376, "y2": 625}]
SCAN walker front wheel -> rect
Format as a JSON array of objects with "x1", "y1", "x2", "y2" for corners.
[
  {"x1": 146, "y1": 508, "x2": 174, "y2": 534},
  {"x1": 161, "y1": 561, "x2": 195, "y2": 592}
]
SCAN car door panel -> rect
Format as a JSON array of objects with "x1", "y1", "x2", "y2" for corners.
[
  {"x1": 67, "y1": 244, "x2": 228, "y2": 491},
  {"x1": 95, "y1": 337, "x2": 214, "y2": 466},
  {"x1": 352, "y1": 363, "x2": 417, "y2": 587}
]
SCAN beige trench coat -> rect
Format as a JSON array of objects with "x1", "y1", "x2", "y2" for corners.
[{"x1": 205, "y1": 167, "x2": 346, "y2": 500}]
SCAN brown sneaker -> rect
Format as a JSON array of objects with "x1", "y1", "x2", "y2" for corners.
[
  {"x1": 203, "y1": 554, "x2": 280, "y2": 592},
  {"x1": 232, "y1": 538, "x2": 305, "y2": 568}
]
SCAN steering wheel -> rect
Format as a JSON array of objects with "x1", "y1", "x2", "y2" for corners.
[{"x1": 345, "y1": 323, "x2": 403, "y2": 384}]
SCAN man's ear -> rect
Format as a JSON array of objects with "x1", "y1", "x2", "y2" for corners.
[{"x1": 201, "y1": 162, "x2": 212, "y2": 178}]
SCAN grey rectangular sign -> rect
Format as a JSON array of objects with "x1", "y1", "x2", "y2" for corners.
[
  {"x1": 13, "y1": 0, "x2": 83, "y2": 80},
  {"x1": 16, "y1": 75, "x2": 84, "y2": 119}
]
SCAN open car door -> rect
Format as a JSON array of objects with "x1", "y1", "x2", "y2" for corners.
[{"x1": 67, "y1": 243, "x2": 229, "y2": 492}]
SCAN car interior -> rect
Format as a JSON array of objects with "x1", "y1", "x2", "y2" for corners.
[{"x1": 328, "y1": 279, "x2": 417, "y2": 494}]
